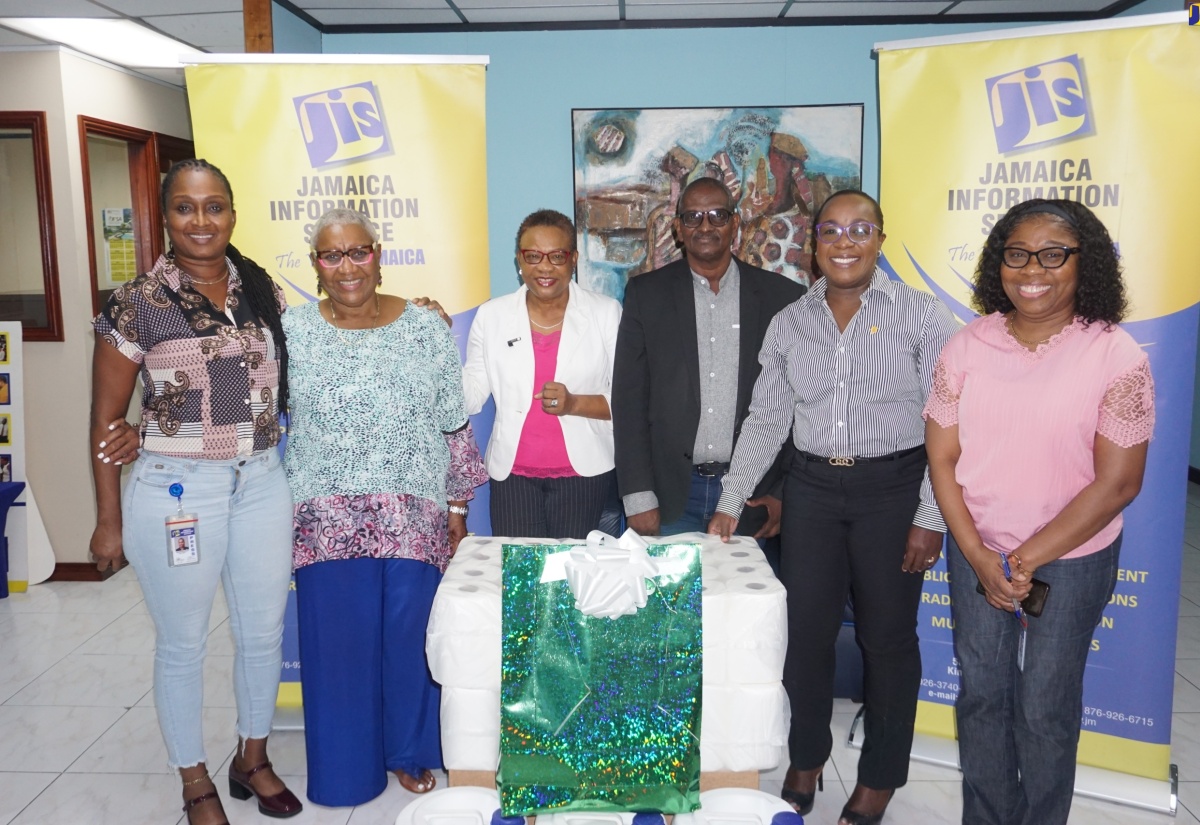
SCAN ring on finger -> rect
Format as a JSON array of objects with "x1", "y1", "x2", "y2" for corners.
[{"x1": 549, "y1": 399, "x2": 558, "y2": 407}]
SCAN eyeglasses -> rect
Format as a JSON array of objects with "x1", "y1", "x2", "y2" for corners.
[
  {"x1": 520, "y1": 248, "x2": 572, "y2": 266},
  {"x1": 1001, "y1": 246, "x2": 1080, "y2": 269},
  {"x1": 314, "y1": 246, "x2": 375, "y2": 268},
  {"x1": 679, "y1": 208, "x2": 734, "y2": 228},
  {"x1": 814, "y1": 221, "x2": 881, "y2": 245}
]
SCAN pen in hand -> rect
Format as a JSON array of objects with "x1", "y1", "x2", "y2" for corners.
[{"x1": 1001, "y1": 553, "x2": 1026, "y2": 625}]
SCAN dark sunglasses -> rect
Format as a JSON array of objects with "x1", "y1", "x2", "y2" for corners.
[{"x1": 679, "y1": 208, "x2": 734, "y2": 228}]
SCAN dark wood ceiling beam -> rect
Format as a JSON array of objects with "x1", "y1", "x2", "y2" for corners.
[{"x1": 244, "y1": 0, "x2": 273, "y2": 53}]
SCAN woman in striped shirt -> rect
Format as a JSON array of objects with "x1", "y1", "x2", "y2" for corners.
[{"x1": 711, "y1": 190, "x2": 957, "y2": 825}]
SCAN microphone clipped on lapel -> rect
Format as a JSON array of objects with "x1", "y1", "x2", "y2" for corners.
[{"x1": 507, "y1": 337, "x2": 523, "y2": 347}]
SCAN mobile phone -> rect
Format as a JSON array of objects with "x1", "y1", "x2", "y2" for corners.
[{"x1": 975, "y1": 578, "x2": 1051, "y2": 617}]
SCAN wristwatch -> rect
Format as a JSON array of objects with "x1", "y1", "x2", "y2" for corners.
[{"x1": 447, "y1": 504, "x2": 469, "y2": 516}]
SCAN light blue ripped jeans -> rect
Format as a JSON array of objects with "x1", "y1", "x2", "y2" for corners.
[{"x1": 122, "y1": 449, "x2": 293, "y2": 769}]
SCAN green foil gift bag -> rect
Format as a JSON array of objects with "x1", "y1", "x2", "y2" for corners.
[{"x1": 498, "y1": 539, "x2": 703, "y2": 817}]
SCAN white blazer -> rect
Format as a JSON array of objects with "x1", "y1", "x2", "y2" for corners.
[{"x1": 463, "y1": 281, "x2": 622, "y2": 480}]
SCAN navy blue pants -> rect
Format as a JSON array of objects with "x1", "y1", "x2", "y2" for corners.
[{"x1": 296, "y1": 557, "x2": 443, "y2": 807}]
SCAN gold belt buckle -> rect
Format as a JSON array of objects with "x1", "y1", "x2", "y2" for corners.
[{"x1": 829, "y1": 456, "x2": 856, "y2": 467}]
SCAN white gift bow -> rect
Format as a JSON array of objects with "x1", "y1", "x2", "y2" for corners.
[{"x1": 558, "y1": 529, "x2": 658, "y2": 619}]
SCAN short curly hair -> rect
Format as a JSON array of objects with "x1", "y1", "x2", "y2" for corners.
[
  {"x1": 973, "y1": 199, "x2": 1127, "y2": 325},
  {"x1": 515, "y1": 209, "x2": 576, "y2": 252}
]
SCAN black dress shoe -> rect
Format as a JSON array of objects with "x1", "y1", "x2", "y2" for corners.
[
  {"x1": 781, "y1": 768, "x2": 823, "y2": 815},
  {"x1": 838, "y1": 789, "x2": 894, "y2": 825}
]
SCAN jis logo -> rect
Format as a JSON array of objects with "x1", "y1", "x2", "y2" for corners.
[
  {"x1": 293, "y1": 82, "x2": 391, "y2": 168},
  {"x1": 985, "y1": 56, "x2": 1091, "y2": 154}
]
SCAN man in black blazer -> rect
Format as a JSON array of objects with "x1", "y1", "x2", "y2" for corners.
[{"x1": 613, "y1": 177, "x2": 806, "y2": 539}]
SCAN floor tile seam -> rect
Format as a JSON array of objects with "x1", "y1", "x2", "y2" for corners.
[
  {"x1": 1181, "y1": 670, "x2": 1200, "y2": 696},
  {"x1": 3, "y1": 770, "x2": 66, "y2": 825},
  {"x1": 59, "y1": 706, "x2": 137, "y2": 777}
]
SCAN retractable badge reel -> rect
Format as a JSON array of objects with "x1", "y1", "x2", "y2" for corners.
[{"x1": 165, "y1": 483, "x2": 200, "y2": 567}]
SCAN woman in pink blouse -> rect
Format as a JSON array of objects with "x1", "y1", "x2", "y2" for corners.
[
  {"x1": 463, "y1": 209, "x2": 621, "y2": 538},
  {"x1": 924, "y1": 199, "x2": 1154, "y2": 825}
]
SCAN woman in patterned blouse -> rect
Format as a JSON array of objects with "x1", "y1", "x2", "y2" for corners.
[
  {"x1": 924, "y1": 199, "x2": 1154, "y2": 825},
  {"x1": 283, "y1": 208, "x2": 487, "y2": 807},
  {"x1": 90, "y1": 159, "x2": 301, "y2": 824}
]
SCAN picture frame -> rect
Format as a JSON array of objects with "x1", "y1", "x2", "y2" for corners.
[{"x1": 573, "y1": 105, "x2": 864, "y2": 300}]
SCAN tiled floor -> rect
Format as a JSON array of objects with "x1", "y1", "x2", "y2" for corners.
[{"x1": 2, "y1": 484, "x2": 1199, "y2": 824}]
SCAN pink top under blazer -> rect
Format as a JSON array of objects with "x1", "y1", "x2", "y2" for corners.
[{"x1": 463, "y1": 281, "x2": 622, "y2": 481}]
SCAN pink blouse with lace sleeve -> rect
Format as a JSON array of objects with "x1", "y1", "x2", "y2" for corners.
[{"x1": 923, "y1": 313, "x2": 1154, "y2": 559}]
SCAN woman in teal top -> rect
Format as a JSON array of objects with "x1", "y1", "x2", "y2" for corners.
[{"x1": 284, "y1": 207, "x2": 487, "y2": 806}]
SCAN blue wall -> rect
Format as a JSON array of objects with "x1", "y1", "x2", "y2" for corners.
[{"x1": 272, "y1": 2, "x2": 321, "y2": 53}]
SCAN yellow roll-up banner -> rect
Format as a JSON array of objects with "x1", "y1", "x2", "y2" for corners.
[
  {"x1": 184, "y1": 59, "x2": 490, "y2": 706},
  {"x1": 879, "y1": 13, "x2": 1199, "y2": 785},
  {"x1": 184, "y1": 60, "x2": 489, "y2": 315}
]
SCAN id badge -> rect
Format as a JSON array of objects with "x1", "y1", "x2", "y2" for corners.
[{"x1": 166, "y1": 513, "x2": 200, "y2": 567}]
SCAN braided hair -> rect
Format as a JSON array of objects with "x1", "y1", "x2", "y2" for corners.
[{"x1": 161, "y1": 159, "x2": 290, "y2": 413}]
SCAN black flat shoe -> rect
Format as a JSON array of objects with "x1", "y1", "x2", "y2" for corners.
[
  {"x1": 781, "y1": 768, "x2": 823, "y2": 815},
  {"x1": 838, "y1": 789, "x2": 894, "y2": 825}
]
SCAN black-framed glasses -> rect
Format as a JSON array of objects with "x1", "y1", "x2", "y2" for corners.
[
  {"x1": 314, "y1": 246, "x2": 375, "y2": 268},
  {"x1": 679, "y1": 208, "x2": 734, "y2": 228},
  {"x1": 1001, "y1": 246, "x2": 1081, "y2": 269},
  {"x1": 814, "y1": 221, "x2": 880, "y2": 245},
  {"x1": 520, "y1": 248, "x2": 572, "y2": 266}
]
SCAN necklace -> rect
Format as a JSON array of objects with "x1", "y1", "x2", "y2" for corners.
[
  {"x1": 1005, "y1": 313, "x2": 1055, "y2": 349},
  {"x1": 183, "y1": 272, "x2": 228, "y2": 288},
  {"x1": 529, "y1": 318, "x2": 563, "y2": 331},
  {"x1": 328, "y1": 293, "x2": 381, "y2": 346}
]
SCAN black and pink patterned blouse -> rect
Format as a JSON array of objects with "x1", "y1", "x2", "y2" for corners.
[{"x1": 93, "y1": 253, "x2": 284, "y2": 460}]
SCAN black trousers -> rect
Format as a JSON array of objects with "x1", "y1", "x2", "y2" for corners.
[
  {"x1": 490, "y1": 470, "x2": 615, "y2": 540},
  {"x1": 779, "y1": 447, "x2": 927, "y2": 790}
]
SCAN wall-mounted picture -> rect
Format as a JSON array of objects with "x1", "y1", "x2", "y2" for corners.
[
  {"x1": 0, "y1": 332, "x2": 8, "y2": 365},
  {"x1": 0, "y1": 413, "x2": 11, "y2": 446},
  {"x1": 0, "y1": 374, "x2": 9, "y2": 406},
  {"x1": 573, "y1": 105, "x2": 864, "y2": 300},
  {"x1": 0, "y1": 454, "x2": 10, "y2": 483}
]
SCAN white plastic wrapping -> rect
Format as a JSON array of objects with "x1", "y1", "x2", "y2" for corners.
[{"x1": 439, "y1": 685, "x2": 501, "y2": 771}]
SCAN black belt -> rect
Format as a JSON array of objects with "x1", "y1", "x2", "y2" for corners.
[
  {"x1": 693, "y1": 461, "x2": 730, "y2": 477},
  {"x1": 798, "y1": 444, "x2": 924, "y2": 467}
]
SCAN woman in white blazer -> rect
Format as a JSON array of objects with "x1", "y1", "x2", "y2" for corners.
[{"x1": 463, "y1": 209, "x2": 622, "y2": 538}]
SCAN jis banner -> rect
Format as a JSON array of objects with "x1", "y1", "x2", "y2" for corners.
[
  {"x1": 878, "y1": 13, "x2": 1200, "y2": 784},
  {"x1": 184, "y1": 58, "x2": 491, "y2": 705},
  {"x1": 184, "y1": 59, "x2": 489, "y2": 316}
]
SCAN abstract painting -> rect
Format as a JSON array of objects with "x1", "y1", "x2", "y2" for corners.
[{"x1": 573, "y1": 105, "x2": 863, "y2": 299}]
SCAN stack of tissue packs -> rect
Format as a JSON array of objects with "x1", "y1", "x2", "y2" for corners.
[{"x1": 426, "y1": 533, "x2": 788, "y2": 773}]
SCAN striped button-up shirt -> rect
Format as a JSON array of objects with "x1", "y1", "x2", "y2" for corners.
[
  {"x1": 691, "y1": 259, "x2": 740, "y2": 464},
  {"x1": 716, "y1": 268, "x2": 957, "y2": 531}
]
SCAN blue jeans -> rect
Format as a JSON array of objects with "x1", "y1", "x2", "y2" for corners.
[
  {"x1": 948, "y1": 533, "x2": 1120, "y2": 825},
  {"x1": 122, "y1": 449, "x2": 293, "y2": 768},
  {"x1": 659, "y1": 468, "x2": 728, "y2": 534}
]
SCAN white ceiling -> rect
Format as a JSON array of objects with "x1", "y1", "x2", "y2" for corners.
[{"x1": 0, "y1": 0, "x2": 1158, "y2": 57}]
